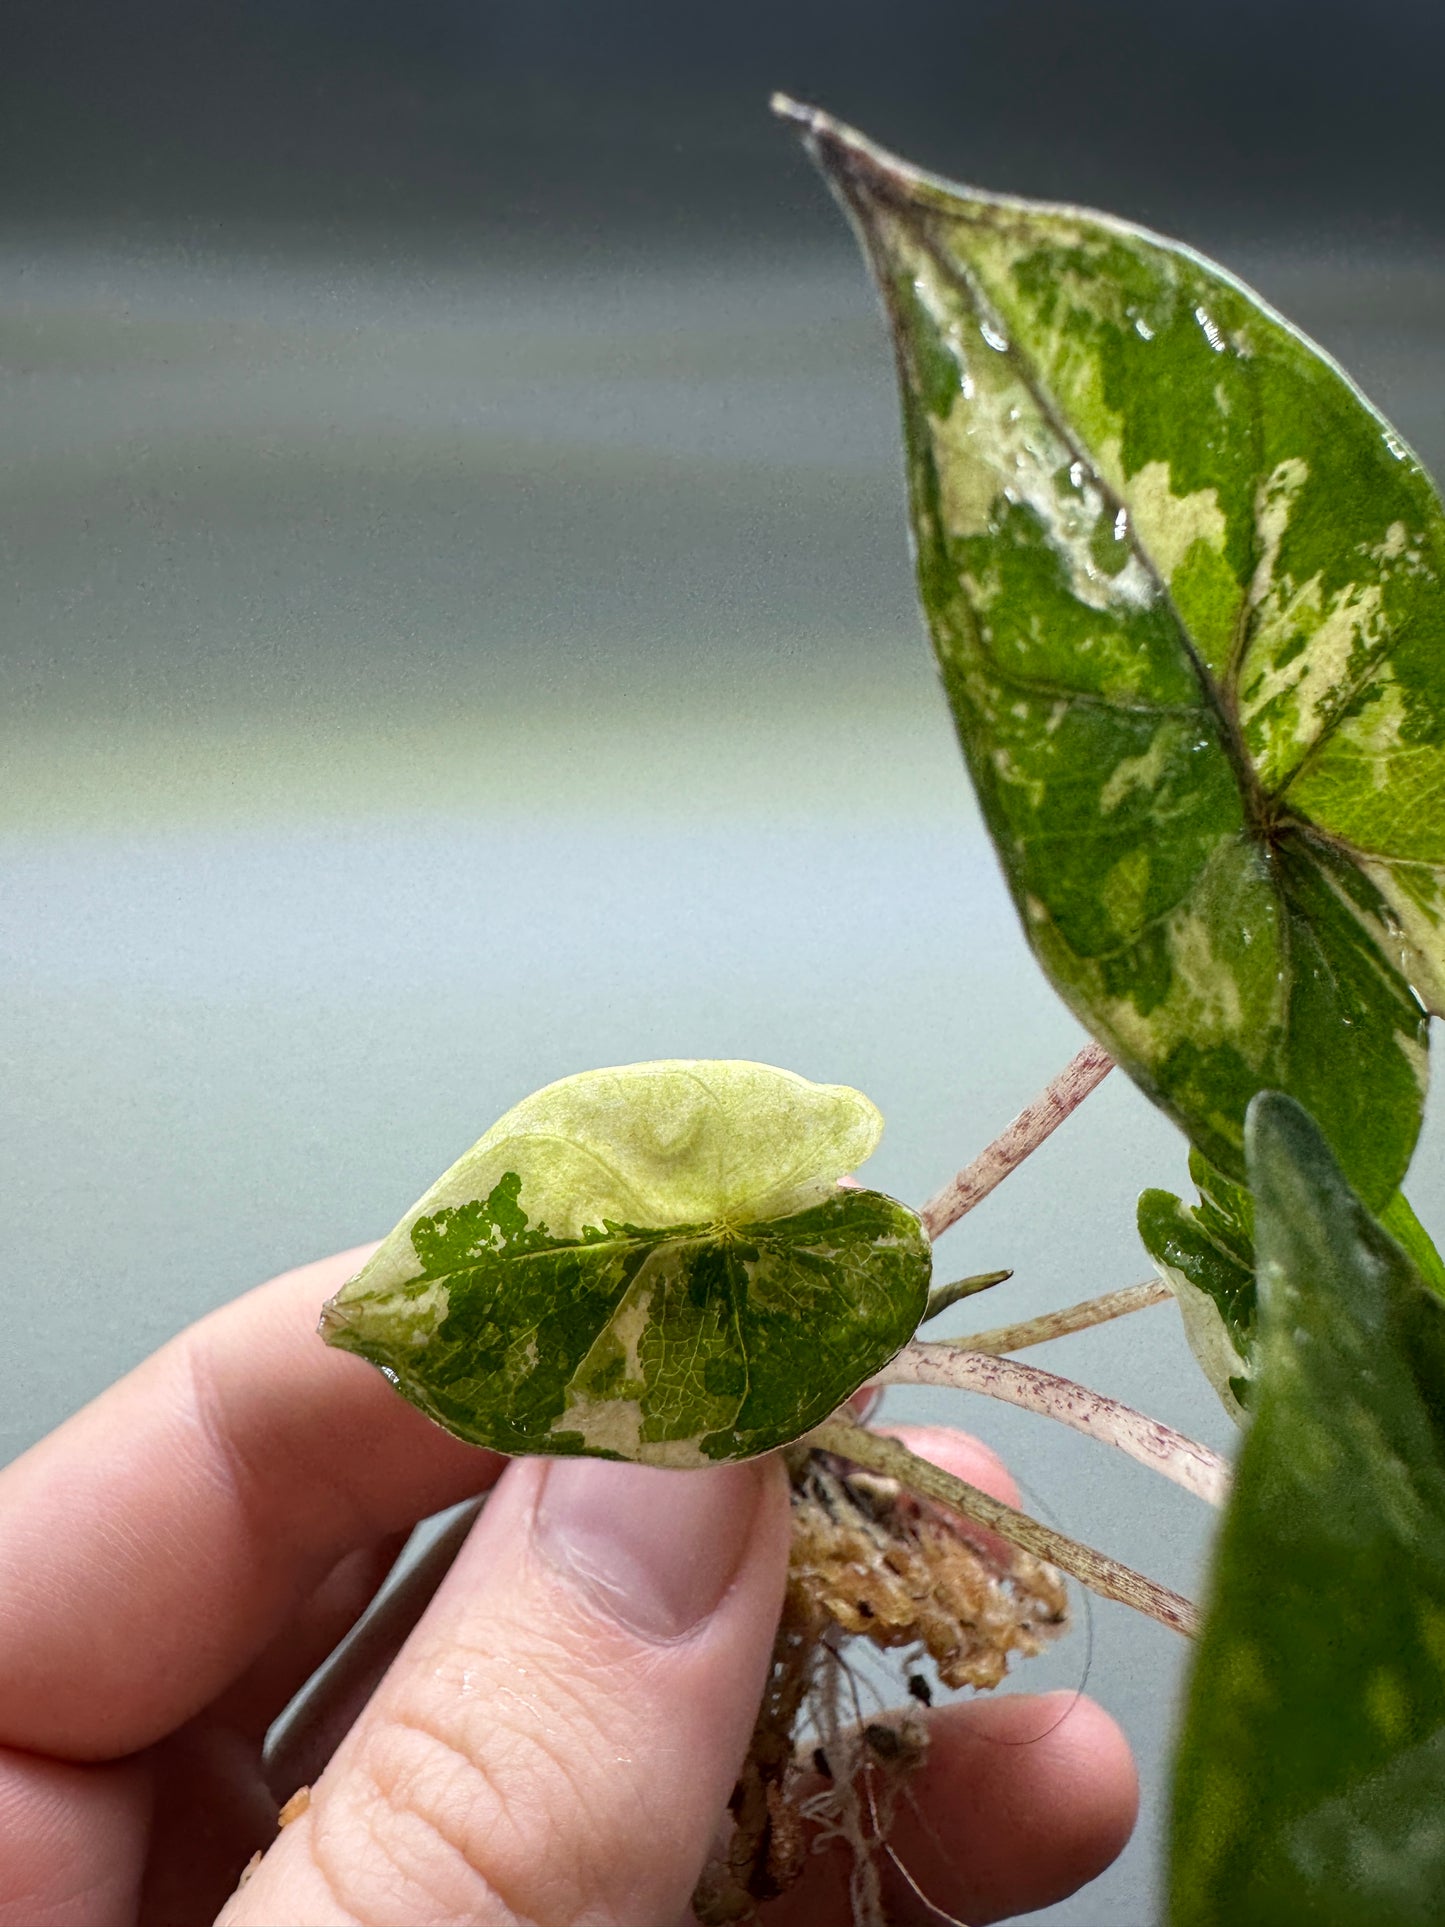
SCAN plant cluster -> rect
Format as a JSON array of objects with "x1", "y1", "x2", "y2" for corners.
[{"x1": 318, "y1": 102, "x2": 1445, "y2": 1924}]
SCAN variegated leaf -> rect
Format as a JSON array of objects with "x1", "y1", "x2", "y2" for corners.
[
  {"x1": 781, "y1": 99, "x2": 1445, "y2": 1207},
  {"x1": 1170, "y1": 1094, "x2": 1445, "y2": 1924},
  {"x1": 321, "y1": 1060, "x2": 931, "y2": 1464},
  {"x1": 1139, "y1": 1152, "x2": 1256, "y2": 1423},
  {"x1": 1140, "y1": 1150, "x2": 1445, "y2": 1426}
]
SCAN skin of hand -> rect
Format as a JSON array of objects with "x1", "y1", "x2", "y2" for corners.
[{"x1": 0, "y1": 1247, "x2": 1138, "y2": 1927}]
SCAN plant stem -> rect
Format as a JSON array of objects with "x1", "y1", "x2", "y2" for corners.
[
  {"x1": 947, "y1": 1279, "x2": 1170, "y2": 1354},
  {"x1": 809, "y1": 1417, "x2": 1200, "y2": 1639},
  {"x1": 922, "y1": 1268, "x2": 1013, "y2": 1323},
  {"x1": 874, "y1": 1340, "x2": 1230, "y2": 1506},
  {"x1": 918, "y1": 1041, "x2": 1114, "y2": 1241}
]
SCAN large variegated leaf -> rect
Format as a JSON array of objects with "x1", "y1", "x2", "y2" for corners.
[
  {"x1": 780, "y1": 99, "x2": 1445, "y2": 1207},
  {"x1": 1170, "y1": 1094, "x2": 1445, "y2": 1924},
  {"x1": 321, "y1": 1060, "x2": 931, "y2": 1464}
]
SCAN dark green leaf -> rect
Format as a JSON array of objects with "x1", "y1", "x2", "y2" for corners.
[
  {"x1": 783, "y1": 100, "x2": 1445, "y2": 1207},
  {"x1": 321, "y1": 1060, "x2": 931, "y2": 1463},
  {"x1": 1169, "y1": 1092, "x2": 1445, "y2": 1925}
]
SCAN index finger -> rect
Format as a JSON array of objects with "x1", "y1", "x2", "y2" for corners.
[{"x1": 0, "y1": 1248, "x2": 505, "y2": 1763}]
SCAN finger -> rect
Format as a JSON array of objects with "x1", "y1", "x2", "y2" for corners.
[
  {"x1": 893, "y1": 1691, "x2": 1137, "y2": 1925},
  {"x1": 0, "y1": 1246, "x2": 507, "y2": 1761},
  {"x1": 236, "y1": 1427, "x2": 1018, "y2": 1800},
  {"x1": 221, "y1": 1451, "x2": 794, "y2": 1927},
  {"x1": 252, "y1": 1427, "x2": 1025, "y2": 1845},
  {"x1": 762, "y1": 1691, "x2": 1138, "y2": 1927},
  {"x1": 0, "y1": 1531, "x2": 415, "y2": 1927},
  {"x1": 0, "y1": 1749, "x2": 149, "y2": 1927}
]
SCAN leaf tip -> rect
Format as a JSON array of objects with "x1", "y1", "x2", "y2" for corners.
[
  {"x1": 1244, "y1": 1089, "x2": 1337, "y2": 1202},
  {"x1": 767, "y1": 95, "x2": 914, "y2": 214},
  {"x1": 768, "y1": 90, "x2": 814, "y2": 129},
  {"x1": 1243, "y1": 1086, "x2": 1300, "y2": 1149},
  {"x1": 317, "y1": 1290, "x2": 357, "y2": 1348}
]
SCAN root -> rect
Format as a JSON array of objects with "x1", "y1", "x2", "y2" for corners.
[{"x1": 692, "y1": 1447, "x2": 1067, "y2": 1926}]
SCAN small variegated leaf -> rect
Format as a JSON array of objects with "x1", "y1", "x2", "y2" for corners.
[
  {"x1": 1170, "y1": 1094, "x2": 1445, "y2": 1924},
  {"x1": 1139, "y1": 1150, "x2": 1256, "y2": 1422},
  {"x1": 782, "y1": 100, "x2": 1445, "y2": 1208},
  {"x1": 321, "y1": 1060, "x2": 931, "y2": 1464},
  {"x1": 1140, "y1": 1151, "x2": 1445, "y2": 1424}
]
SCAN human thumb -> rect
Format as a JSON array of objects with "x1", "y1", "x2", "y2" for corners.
[{"x1": 219, "y1": 1452, "x2": 792, "y2": 1926}]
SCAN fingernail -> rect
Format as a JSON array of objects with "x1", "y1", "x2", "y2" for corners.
[{"x1": 534, "y1": 1457, "x2": 767, "y2": 1640}]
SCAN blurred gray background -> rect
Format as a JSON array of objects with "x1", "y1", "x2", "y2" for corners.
[{"x1": 4, "y1": 4, "x2": 1444, "y2": 1919}]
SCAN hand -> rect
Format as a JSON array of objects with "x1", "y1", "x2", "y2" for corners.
[{"x1": 0, "y1": 1248, "x2": 1137, "y2": 1926}]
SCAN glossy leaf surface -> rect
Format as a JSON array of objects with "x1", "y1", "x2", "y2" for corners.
[
  {"x1": 785, "y1": 101, "x2": 1445, "y2": 1206},
  {"x1": 1170, "y1": 1094, "x2": 1445, "y2": 1925},
  {"x1": 322, "y1": 1060, "x2": 931, "y2": 1464}
]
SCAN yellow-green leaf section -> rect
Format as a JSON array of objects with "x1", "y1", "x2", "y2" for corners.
[{"x1": 781, "y1": 99, "x2": 1445, "y2": 1206}]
